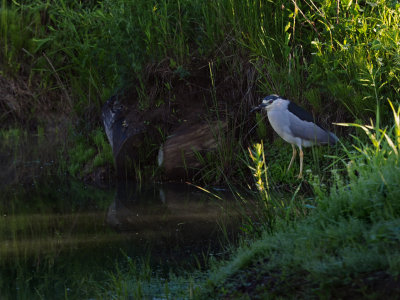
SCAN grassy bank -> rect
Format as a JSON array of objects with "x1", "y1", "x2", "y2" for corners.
[
  {"x1": 89, "y1": 103, "x2": 400, "y2": 299},
  {"x1": 1, "y1": 0, "x2": 400, "y2": 183},
  {"x1": 1, "y1": 0, "x2": 399, "y2": 115},
  {"x1": 1, "y1": 1, "x2": 400, "y2": 298},
  {"x1": 204, "y1": 101, "x2": 400, "y2": 298}
]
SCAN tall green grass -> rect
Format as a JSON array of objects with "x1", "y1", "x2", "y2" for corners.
[
  {"x1": 1, "y1": 0, "x2": 400, "y2": 183},
  {"x1": 205, "y1": 100, "x2": 400, "y2": 298},
  {"x1": 62, "y1": 127, "x2": 113, "y2": 178},
  {"x1": 60, "y1": 102, "x2": 400, "y2": 298},
  {"x1": 2, "y1": 1, "x2": 399, "y2": 117},
  {"x1": 307, "y1": 1, "x2": 400, "y2": 118},
  {"x1": 91, "y1": 256, "x2": 204, "y2": 300}
]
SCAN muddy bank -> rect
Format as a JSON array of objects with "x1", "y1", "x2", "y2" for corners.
[
  {"x1": 0, "y1": 57, "x2": 345, "y2": 186},
  {"x1": 101, "y1": 59, "x2": 261, "y2": 182},
  {"x1": 0, "y1": 59, "x2": 260, "y2": 185}
]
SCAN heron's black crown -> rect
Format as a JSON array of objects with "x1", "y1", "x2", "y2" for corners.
[{"x1": 263, "y1": 95, "x2": 280, "y2": 102}]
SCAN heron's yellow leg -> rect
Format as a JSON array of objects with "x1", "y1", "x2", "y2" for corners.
[
  {"x1": 287, "y1": 144, "x2": 297, "y2": 172},
  {"x1": 298, "y1": 147, "x2": 304, "y2": 179}
]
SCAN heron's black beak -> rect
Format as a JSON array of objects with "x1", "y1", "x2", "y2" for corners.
[
  {"x1": 250, "y1": 103, "x2": 266, "y2": 113},
  {"x1": 250, "y1": 106, "x2": 260, "y2": 113}
]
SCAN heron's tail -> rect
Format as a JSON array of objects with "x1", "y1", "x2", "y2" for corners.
[{"x1": 328, "y1": 131, "x2": 339, "y2": 145}]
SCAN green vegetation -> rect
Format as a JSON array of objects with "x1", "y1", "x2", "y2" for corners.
[
  {"x1": 205, "y1": 101, "x2": 400, "y2": 298},
  {"x1": 1, "y1": 0, "x2": 400, "y2": 298},
  {"x1": 1, "y1": 0, "x2": 400, "y2": 182},
  {"x1": 94, "y1": 258, "x2": 204, "y2": 299},
  {"x1": 2, "y1": 0, "x2": 399, "y2": 114},
  {"x1": 85, "y1": 101, "x2": 400, "y2": 299},
  {"x1": 65, "y1": 128, "x2": 113, "y2": 177},
  {"x1": 0, "y1": 0, "x2": 400, "y2": 183}
]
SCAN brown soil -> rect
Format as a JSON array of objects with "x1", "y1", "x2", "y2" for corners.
[
  {"x1": 0, "y1": 71, "x2": 74, "y2": 128},
  {"x1": 0, "y1": 57, "x2": 262, "y2": 185},
  {"x1": 105, "y1": 58, "x2": 263, "y2": 181},
  {"x1": 0, "y1": 74, "x2": 34, "y2": 125},
  {"x1": 0, "y1": 73, "x2": 73, "y2": 185},
  {"x1": 116, "y1": 57, "x2": 260, "y2": 135},
  {"x1": 0, "y1": 57, "x2": 348, "y2": 185}
]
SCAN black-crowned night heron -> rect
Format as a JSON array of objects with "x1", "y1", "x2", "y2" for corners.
[{"x1": 251, "y1": 95, "x2": 338, "y2": 178}]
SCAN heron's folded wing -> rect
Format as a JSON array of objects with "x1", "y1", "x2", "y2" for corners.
[{"x1": 288, "y1": 113, "x2": 335, "y2": 144}]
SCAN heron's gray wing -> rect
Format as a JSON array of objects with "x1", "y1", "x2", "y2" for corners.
[
  {"x1": 288, "y1": 112, "x2": 335, "y2": 144},
  {"x1": 287, "y1": 102, "x2": 316, "y2": 124}
]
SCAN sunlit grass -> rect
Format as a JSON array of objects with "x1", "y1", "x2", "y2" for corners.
[
  {"x1": 1, "y1": 0, "x2": 400, "y2": 297},
  {"x1": 205, "y1": 101, "x2": 400, "y2": 298},
  {"x1": 2, "y1": 0, "x2": 400, "y2": 183},
  {"x1": 2, "y1": 0, "x2": 398, "y2": 119}
]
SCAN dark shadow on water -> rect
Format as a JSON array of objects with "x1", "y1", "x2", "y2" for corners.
[{"x1": 0, "y1": 178, "x2": 243, "y2": 299}]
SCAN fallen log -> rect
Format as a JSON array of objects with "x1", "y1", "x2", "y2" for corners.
[
  {"x1": 102, "y1": 94, "x2": 227, "y2": 180},
  {"x1": 158, "y1": 121, "x2": 227, "y2": 179}
]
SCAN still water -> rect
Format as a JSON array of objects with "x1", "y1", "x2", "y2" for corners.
[{"x1": 0, "y1": 179, "x2": 242, "y2": 299}]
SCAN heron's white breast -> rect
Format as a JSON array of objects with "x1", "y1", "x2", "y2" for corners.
[{"x1": 266, "y1": 100, "x2": 302, "y2": 147}]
